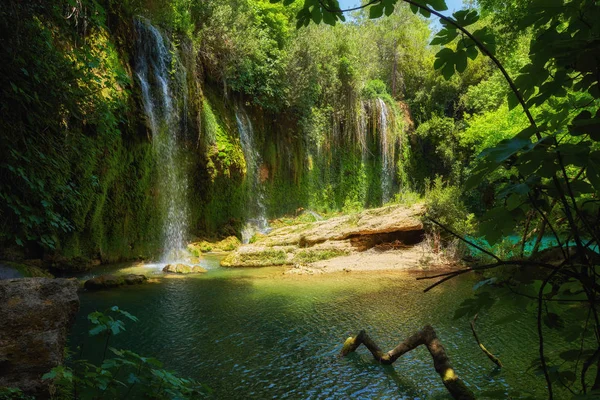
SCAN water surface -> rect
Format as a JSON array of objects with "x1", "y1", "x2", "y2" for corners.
[{"x1": 71, "y1": 260, "x2": 563, "y2": 399}]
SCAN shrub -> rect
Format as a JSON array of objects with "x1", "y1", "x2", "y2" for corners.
[{"x1": 43, "y1": 307, "x2": 209, "y2": 399}]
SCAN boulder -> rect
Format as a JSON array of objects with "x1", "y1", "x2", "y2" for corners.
[
  {"x1": 0, "y1": 278, "x2": 79, "y2": 397},
  {"x1": 123, "y1": 274, "x2": 148, "y2": 285},
  {"x1": 162, "y1": 264, "x2": 207, "y2": 274},
  {"x1": 83, "y1": 274, "x2": 147, "y2": 291}
]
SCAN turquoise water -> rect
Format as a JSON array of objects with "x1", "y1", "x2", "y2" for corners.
[
  {"x1": 467, "y1": 235, "x2": 599, "y2": 258},
  {"x1": 70, "y1": 258, "x2": 567, "y2": 399}
]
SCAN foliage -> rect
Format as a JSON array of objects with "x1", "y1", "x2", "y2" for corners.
[
  {"x1": 43, "y1": 306, "x2": 208, "y2": 399},
  {"x1": 424, "y1": 177, "x2": 475, "y2": 239},
  {"x1": 0, "y1": 388, "x2": 34, "y2": 400},
  {"x1": 278, "y1": 0, "x2": 600, "y2": 397},
  {"x1": 0, "y1": 0, "x2": 163, "y2": 263}
]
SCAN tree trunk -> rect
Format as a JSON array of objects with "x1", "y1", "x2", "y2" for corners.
[{"x1": 340, "y1": 325, "x2": 476, "y2": 400}]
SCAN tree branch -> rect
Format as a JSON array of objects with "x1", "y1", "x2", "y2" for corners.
[
  {"x1": 340, "y1": 325, "x2": 476, "y2": 400},
  {"x1": 470, "y1": 314, "x2": 503, "y2": 368}
]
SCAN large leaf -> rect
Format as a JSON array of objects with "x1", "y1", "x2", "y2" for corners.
[{"x1": 479, "y1": 136, "x2": 532, "y2": 164}]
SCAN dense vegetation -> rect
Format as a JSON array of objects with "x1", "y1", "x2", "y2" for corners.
[{"x1": 1, "y1": 0, "x2": 600, "y2": 398}]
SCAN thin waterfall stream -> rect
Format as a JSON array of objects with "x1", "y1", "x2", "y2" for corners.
[
  {"x1": 235, "y1": 105, "x2": 270, "y2": 243},
  {"x1": 134, "y1": 18, "x2": 190, "y2": 262},
  {"x1": 377, "y1": 98, "x2": 394, "y2": 204}
]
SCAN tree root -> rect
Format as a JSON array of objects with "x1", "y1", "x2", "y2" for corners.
[
  {"x1": 470, "y1": 314, "x2": 503, "y2": 368},
  {"x1": 340, "y1": 325, "x2": 476, "y2": 400}
]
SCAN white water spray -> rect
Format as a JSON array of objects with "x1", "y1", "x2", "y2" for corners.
[
  {"x1": 134, "y1": 18, "x2": 190, "y2": 262},
  {"x1": 377, "y1": 98, "x2": 394, "y2": 203},
  {"x1": 235, "y1": 105, "x2": 270, "y2": 243}
]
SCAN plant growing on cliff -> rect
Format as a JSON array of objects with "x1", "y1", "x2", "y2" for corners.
[{"x1": 43, "y1": 306, "x2": 208, "y2": 399}]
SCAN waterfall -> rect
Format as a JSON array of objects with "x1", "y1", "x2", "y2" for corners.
[
  {"x1": 235, "y1": 105, "x2": 270, "y2": 243},
  {"x1": 377, "y1": 98, "x2": 394, "y2": 203},
  {"x1": 134, "y1": 18, "x2": 189, "y2": 261}
]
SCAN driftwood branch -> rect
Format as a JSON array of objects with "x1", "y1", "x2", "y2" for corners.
[
  {"x1": 340, "y1": 325, "x2": 476, "y2": 400},
  {"x1": 470, "y1": 314, "x2": 502, "y2": 368}
]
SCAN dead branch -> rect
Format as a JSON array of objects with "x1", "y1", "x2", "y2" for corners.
[
  {"x1": 340, "y1": 325, "x2": 476, "y2": 400},
  {"x1": 470, "y1": 314, "x2": 502, "y2": 368}
]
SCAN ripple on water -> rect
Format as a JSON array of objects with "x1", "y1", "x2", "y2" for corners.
[{"x1": 71, "y1": 266, "x2": 567, "y2": 399}]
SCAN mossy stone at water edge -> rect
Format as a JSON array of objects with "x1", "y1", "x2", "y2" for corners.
[
  {"x1": 187, "y1": 236, "x2": 242, "y2": 255},
  {"x1": 162, "y1": 264, "x2": 207, "y2": 274},
  {"x1": 1, "y1": 261, "x2": 54, "y2": 278},
  {"x1": 0, "y1": 278, "x2": 79, "y2": 397},
  {"x1": 84, "y1": 274, "x2": 147, "y2": 290}
]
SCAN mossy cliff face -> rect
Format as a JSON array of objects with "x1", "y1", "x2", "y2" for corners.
[
  {"x1": 0, "y1": 2, "x2": 165, "y2": 266},
  {"x1": 0, "y1": 2, "x2": 412, "y2": 266}
]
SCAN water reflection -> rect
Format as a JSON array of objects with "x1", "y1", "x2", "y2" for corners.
[{"x1": 71, "y1": 265, "x2": 564, "y2": 399}]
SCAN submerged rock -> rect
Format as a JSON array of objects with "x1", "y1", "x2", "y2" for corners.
[
  {"x1": 123, "y1": 274, "x2": 148, "y2": 285},
  {"x1": 162, "y1": 264, "x2": 207, "y2": 274},
  {"x1": 0, "y1": 278, "x2": 79, "y2": 397},
  {"x1": 83, "y1": 274, "x2": 147, "y2": 290}
]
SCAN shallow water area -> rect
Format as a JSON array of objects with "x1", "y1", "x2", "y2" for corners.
[{"x1": 71, "y1": 259, "x2": 567, "y2": 399}]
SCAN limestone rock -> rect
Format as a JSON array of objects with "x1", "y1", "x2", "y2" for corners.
[
  {"x1": 0, "y1": 278, "x2": 79, "y2": 397},
  {"x1": 258, "y1": 203, "x2": 425, "y2": 247},
  {"x1": 162, "y1": 264, "x2": 207, "y2": 274},
  {"x1": 222, "y1": 204, "x2": 426, "y2": 268}
]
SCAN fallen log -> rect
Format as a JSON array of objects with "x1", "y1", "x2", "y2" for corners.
[{"x1": 340, "y1": 325, "x2": 476, "y2": 400}]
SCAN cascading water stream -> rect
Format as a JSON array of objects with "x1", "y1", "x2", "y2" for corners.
[
  {"x1": 134, "y1": 18, "x2": 190, "y2": 262},
  {"x1": 235, "y1": 105, "x2": 270, "y2": 243},
  {"x1": 377, "y1": 98, "x2": 394, "y2": 204}
]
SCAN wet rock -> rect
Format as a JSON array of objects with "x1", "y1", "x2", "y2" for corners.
[
  {"x1": 83, "y1": 274, "x2": 147, "y2": 290},
  {"x1": 162, "y1": 264, "x2": 207, "y2": 274},
  {"x1": 0, "y1": 278, "x2": 79, "y2": 397},
  {"x1": 0, "y1": 261, "x2": 53, "y2": 279},
  {"x1": 123, "y1": 274, "x2": 148, "y2": 285}
]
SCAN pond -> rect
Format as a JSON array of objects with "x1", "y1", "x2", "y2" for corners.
[{"x1": 69, "y1": 256, "x2": 563, "y2": 399}]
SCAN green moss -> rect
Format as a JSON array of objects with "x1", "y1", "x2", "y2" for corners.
[
  {"x1": 292, "y1": 249, "x2": 349, "y2": 264},
  {"x1": 188, "y1": 236, "x2": 241, "y2": 254},
  {"x1": 220, "y1": 249, "x2": 288, "y2": 267},
  {"x1": 5, "y1": 261, "x2": 54, "y2": 278}
]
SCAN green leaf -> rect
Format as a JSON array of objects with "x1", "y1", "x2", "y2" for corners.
[
  {"x1": 454, "y1": 50, "x2": 468, "y2": 73},
  {"x1": 587, "y1": 151, "x2": 600, "y2": 192},
  {"x1": 426, "y1": 0, "x2": 448, "y2": 12},
  {"x1": 441, "y1": 62, "x2": 454, "y2": 80},
  {"x1": 507, "y1": 92, "x2": 519, "y2": 110},
  {"x1": 311, "y1": 6, "x2": 322, "y2": 24},
  {"x1": 384, "y1": 3, "x2": 394, "y2": 16},
  {"x1": 431, "y1": 28, "x2": 458, "y2": 46},
  {"x1": 42, "y1": 370, "x2": 57, "y2": 381},
  {"x1": 465, "y1": 45, "x2": 478, "y2": 60},
  {"x1": 453, "y1": 9, "x2": 479, "y2": 26},
  {"x1": 369, "y1": 3, "x2": 384, "y2": 19},
  {"x1": 543, "y1": 312, "x2": 564, "y2": 330}
]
